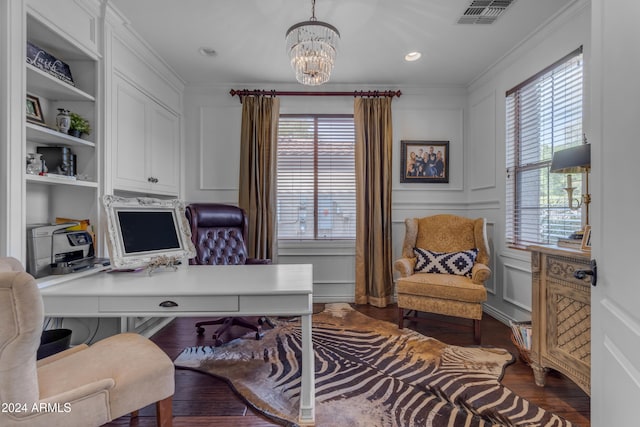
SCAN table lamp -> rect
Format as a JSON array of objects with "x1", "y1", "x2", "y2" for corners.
[{"x1": 550, "y1": 142, "x2": 591, "y2": 231}]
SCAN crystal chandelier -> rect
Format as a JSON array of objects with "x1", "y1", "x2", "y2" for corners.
[{"x1": 285, "y1": 0, "x2": 340, "y2": 86}]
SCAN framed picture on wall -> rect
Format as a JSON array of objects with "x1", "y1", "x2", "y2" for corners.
[
  {"x1": 581, "y1": 225, "x2": 592, "y2": 251},
  {"x1": 26, "y1": 94, "x2": 45, "y2": 125},
  {"x1": 400, "y1": 140, "x2": 449, "y2": 183}
]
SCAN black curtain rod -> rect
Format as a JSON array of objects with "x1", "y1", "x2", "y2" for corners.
[{"x1": 229, "y1": 89, "x2": 402, "y2": 103}]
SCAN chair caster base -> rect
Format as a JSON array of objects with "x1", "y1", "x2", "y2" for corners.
[
  {"x1": 211, "y1": 334, "x2": 224, "y2": 346},
  {"x1": 259, "y1": 317, "x2": 276, "y2": 328}
]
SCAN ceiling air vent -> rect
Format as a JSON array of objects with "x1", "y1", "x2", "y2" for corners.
[{"x1": 457, "y1": 0, "x2": 516, "y2": 24}]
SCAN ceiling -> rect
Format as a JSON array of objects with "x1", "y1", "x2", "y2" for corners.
[{"x1": 110, "y1": 0, "x2": 575, "y2": 87}]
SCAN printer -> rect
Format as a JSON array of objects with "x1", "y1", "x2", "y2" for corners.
[{"x1": 26, "y1": 223, "x2": 94, "y2": 278}]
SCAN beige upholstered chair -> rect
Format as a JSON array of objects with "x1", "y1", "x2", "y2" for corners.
[
  {"x1": 0, "y1": 257, "x2": 175, "y2": 427},
  {"x1": 394, "y1": 215, "x2": 490, "y2": 344}
]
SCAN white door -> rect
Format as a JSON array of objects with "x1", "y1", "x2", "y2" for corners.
[{"x1": 590, "y1": 0, "x2": 640, "y2": 425}]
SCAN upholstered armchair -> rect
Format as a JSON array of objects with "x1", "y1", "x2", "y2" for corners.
[
  {"x1": 394, "y1": 214, "x2": 490, "y2": 344},
  {"x1": 185, "y1": 203, "x2": 272, "y2": 345},
  {"x1": 0, "y1": 257, "x2": 174, "y2": 427}
]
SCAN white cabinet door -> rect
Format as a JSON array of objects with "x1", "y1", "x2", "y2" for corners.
[
  {"x1": 113, "y1": 76, "x2": 149, "y2": 192},
  {"x1": 112, "y1": 76, "x2": 180, "y2": 195},
  {"x1": 149, "y1": 103, "x2": 180, "y2": 195}
]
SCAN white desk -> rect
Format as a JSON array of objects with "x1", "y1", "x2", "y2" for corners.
[{"x1": 39, "y1": 263, "x2": 316, "y2": 425}]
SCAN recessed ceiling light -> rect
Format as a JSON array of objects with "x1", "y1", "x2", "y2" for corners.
[
  {"x1": 405, "y1": 52, "x2": 422, "y2": 62},
  {"x1": 198, "y1": 47, "x2": 217, "y2": 57}
]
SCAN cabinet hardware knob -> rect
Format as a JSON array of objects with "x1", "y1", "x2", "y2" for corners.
[
  {"x1": 148, "y1": 177, "x2": 154, "y2": 182},
  {"x1": 574, "y1": 259, "x2": 597, "y2": 286},
  {"x1": 159, "y1": 300, "x2": 178, "y2": 308}
]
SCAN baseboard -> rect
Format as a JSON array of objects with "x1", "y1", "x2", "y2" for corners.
[
  {"x1": 483, "y1": 304, "x2": 513, "y2": 327},
  {"x1": 135, "y1": 317, "x2": 174, "y2": 338},
  {"x1": 313, "y1": 296, "x2": 355, "y2": 304}
]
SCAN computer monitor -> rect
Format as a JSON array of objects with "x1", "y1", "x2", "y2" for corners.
[{"x1": 103, "y1": 195, "x2": 195, "y2": 269}]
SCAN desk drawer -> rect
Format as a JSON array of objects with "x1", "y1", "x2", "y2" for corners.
[{"x1": 99, "y1": 296, "x2": 239, "y2": 313}]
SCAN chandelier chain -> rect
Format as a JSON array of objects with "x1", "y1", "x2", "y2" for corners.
[{"x1": 310, "y1": 0, "x2": 317, "y2": 21}]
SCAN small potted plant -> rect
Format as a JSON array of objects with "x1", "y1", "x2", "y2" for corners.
[{"x1": 68, "y1": 112, "x2": 91, "y2": 138}]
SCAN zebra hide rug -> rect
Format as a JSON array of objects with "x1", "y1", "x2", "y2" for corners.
[{"x1": 174, "y1": 303, "x2": 571, "y2": 427}]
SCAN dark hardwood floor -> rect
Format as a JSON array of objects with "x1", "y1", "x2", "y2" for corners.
[{"x1": 106, "y1": 305, "x2": 590, "y2": 426}]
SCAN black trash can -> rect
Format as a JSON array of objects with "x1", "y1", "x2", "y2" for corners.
[{"x1": 37, "y1": 329, "x2": 72, "y2": 360}]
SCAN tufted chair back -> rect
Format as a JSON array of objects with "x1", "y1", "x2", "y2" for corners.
[
  {"x1": 401, "y1": 214, "x2": 490, "y2": 267},
  {"x1": 0, "y1": 257, "x2": 43, "y2": 407},
  {"x1": 185, "y1": 203, "x2": 250, "y2": 265}
]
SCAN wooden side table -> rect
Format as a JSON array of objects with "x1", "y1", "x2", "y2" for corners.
[{"x1": 528, "y1": 245, "x2": 591, "y2": 396}]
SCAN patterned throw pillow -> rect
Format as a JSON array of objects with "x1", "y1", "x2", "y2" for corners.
[{"x1": 413, "y1": 247, "x2": 479, "y2": 277}]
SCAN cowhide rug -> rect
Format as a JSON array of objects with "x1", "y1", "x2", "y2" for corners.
[{"x1": 174, "y1": 303, "x2": 571, "y2": 427}]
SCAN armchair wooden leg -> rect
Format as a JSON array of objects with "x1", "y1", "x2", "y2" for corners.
[
  {"x1": 398, "y1": 307, "x2": 405, "y2": 329},
  {"x1": 131, "y1": 410, "x2": 139, "y2": 418},
  {"x1": 473, "y1": 319, "x2": 481, "y2": 345},
  {"x1": 156, "y1": 396, "x2": 173, "y2": 427}
]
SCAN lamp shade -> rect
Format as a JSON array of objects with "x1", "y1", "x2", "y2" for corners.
[{"x1": 550, "y1": 144, "x2": 591, "y2": 173}]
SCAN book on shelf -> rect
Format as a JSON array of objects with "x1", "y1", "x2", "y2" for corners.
[
  {"x1": 44, "y1": 173, "x2": 77, "y2": 181},
  {"x1": 509, "y1": 320, "x2": 532, "y2": 351},
  {"x1": 557, "y1": 238, "x2": 582, "y2": 249}
]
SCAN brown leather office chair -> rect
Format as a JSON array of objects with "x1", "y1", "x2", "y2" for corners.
[{"x1": 185, "y1": 203, "x2": 273, "y2": 346}]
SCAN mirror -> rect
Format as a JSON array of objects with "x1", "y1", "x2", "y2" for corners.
[{"x1": 103, "y1": 195, "x2": 196, "y2": 270}]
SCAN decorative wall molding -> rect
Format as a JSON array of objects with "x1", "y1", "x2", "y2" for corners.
[
  {"x1": 312, "y1": 280, "x2": 356, "y2": 303},
  {"x1": 198, "y1": 106, "x2": 241, "y2": 190},
  {"x1": 392, "y1": 199, "x2": 500, "y2": 211},
  {"x1": 603, "y1": 336, "x2": 640, "y2": 394},
  {"x1": 502, "y1": 262, "x2": 532, "y2": 311},
  {"x1": 469, "y1": 90, "x2": 497, "y2": 191},
  {"x1": 391, "y1": 200, "x2": 469, "y2": 211},
  {"x1": 466, "y1": 199, "x2": 501, "y2": 210},
  {"x1": 601, "y1": 298, "x2": 640, "y2": 338},
  {"x1": 500, "y1": 249, "x2": 531, "y2": 263},
  {"x1": 482, "y1": 304, "x2": 512, "y2": 327},
  {"x1": 395, "y1": 107, "x2": 464, "y2": 191},
  {"x1": 278, "y1": 248, "x2": 356, "y2": 257}
]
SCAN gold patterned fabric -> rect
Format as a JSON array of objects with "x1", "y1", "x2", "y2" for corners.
[
  {"x1": 238, "y1": 95, "x2": 280, "y2": 261},
  {"x1": 354, "y1": 97, "x2": 394, "y2": 307},
  {"x1": 395, "y1": 215, "x2": 491, "y2": 332}
]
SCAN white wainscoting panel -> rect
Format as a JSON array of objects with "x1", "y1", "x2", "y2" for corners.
[
  {"x1": 600, "y1": 298, "x2": 640, "y2": 410},
  {"x1": 469, "y1": 91, "x2": 496, "y2": 191},
  {"x1": 313, "y1": 281, "x2": 356, "y2": 303},
  {"x1": 602, "y1": 337, "x2": 640, "y2": 422},
  {"x1": 485, "y1": 221, "x2": 497, "y2": 295},
  {"x1": 278, "y1": 240, "x2": 355, "y2": 303},
  {"x1": 199, "y1": 106, "x2": 242, "y2": 190},
  {"x1": 501, "y1": 262, "x2": 532, "y2": 311},
  {"x1": 394, "y1": 108, "x2": 464, "y2": 191}
]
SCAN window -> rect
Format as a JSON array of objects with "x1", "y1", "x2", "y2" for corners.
[
  {"x1": 277, "y1": 115, "x2": 356, "y2": 240},
  {"x1": 506, "y1": 47, "x2": 583, "y2": 246}
]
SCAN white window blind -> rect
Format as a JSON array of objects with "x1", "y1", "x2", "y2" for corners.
[
  {"x1": 277, "y1": 115, "x2": 356, "y2": 240},
  {"x1": 506, "y1": 47, "x2": 583, "y2": 246}
]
